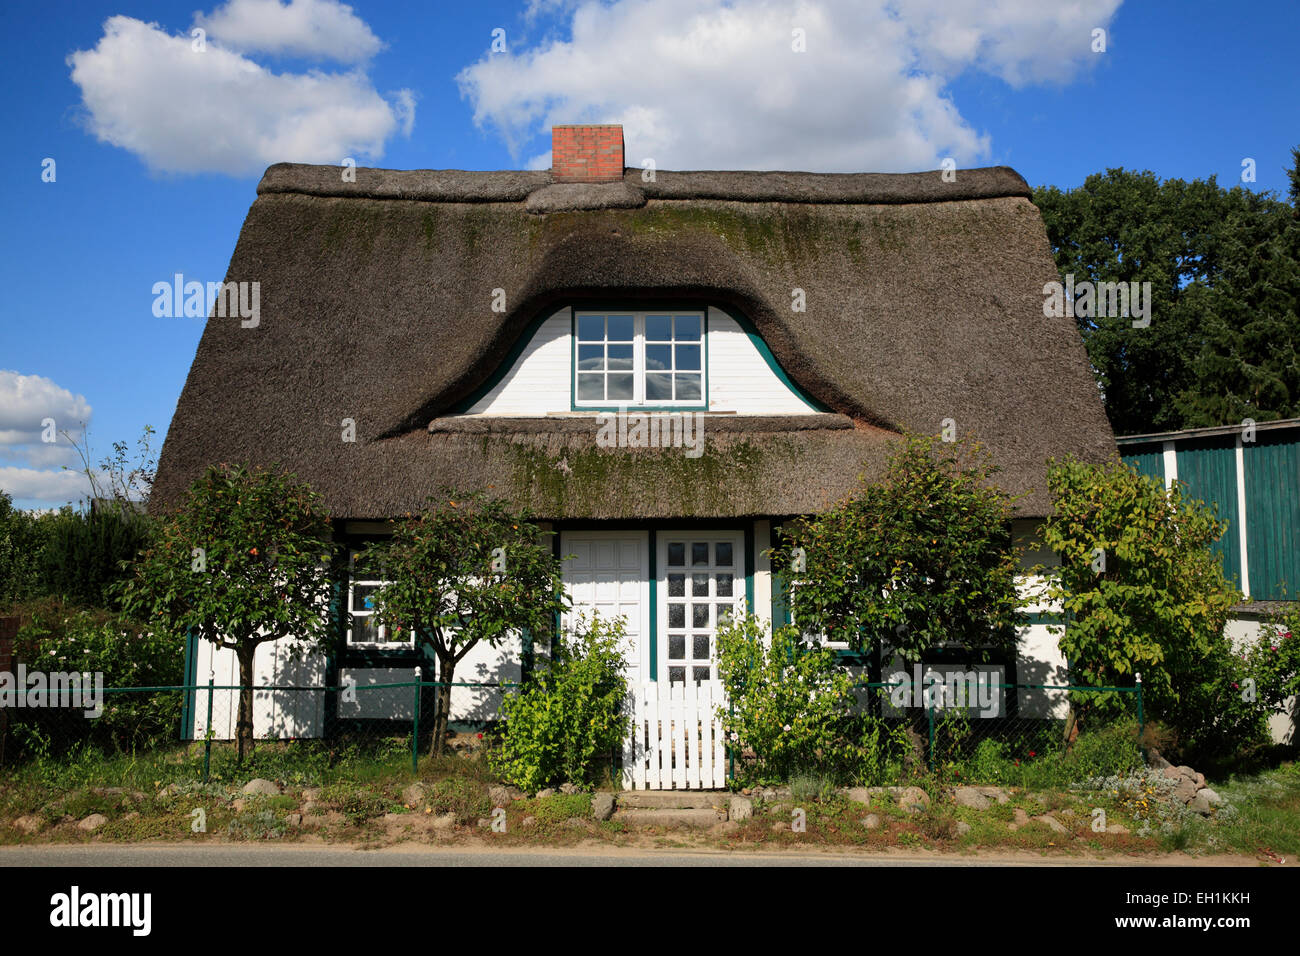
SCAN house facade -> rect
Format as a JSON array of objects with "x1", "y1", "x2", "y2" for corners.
[{"x1": 153, "y1": 126, "x2": 1118, "y2": 775}]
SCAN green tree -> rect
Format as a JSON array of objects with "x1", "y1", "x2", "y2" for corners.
[
  {"x1": 119, "y1": 463, "x2": 333, "y2": 760},
  {"x1": 1037, "y1": 457, "x2": 1245, "y2": 754},
  {"x1": 769, "y1": 433, "x2": 1023, "y2": 661},
  {"x1": 1033, "y1": 161, "x2": 1300, "y2": 434},
  {"x1": 0, "y1": 492, "x2": 48, "y2": 607},
  {"x1": 361, "y1": 491, "x2": 567, "y2": 756}
]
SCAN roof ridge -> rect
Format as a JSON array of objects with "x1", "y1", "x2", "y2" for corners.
[{"x1": 256, "y1": 163, "x2": 1031, "y2": 205}]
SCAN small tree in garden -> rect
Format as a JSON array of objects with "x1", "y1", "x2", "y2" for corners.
[
  {"x1": 361, "y1": 491, "x2": 567, "y2": 757},
  {"x1": 769, "y1": 433, "x2": 1024, "y2": 661},
  {"x1": 119, "y1": 463, "x2": 333, "y2": 761},
  {"x1": 1038, "y1": 457, "x2": 1243, "y2": 752},
  {"x1": 492, "y1": 615, "x2": 629, "y2": 792}
]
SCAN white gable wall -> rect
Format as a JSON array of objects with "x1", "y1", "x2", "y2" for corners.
[{"x1": 466, "y1": 306, "x2": 817, "y2": 415}]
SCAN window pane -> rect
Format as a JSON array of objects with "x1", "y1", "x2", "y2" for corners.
[
  {"x1": 668, "y1": 604, "x2": 685, "y2": 628},
  {"x1": 692, "y1": 666, "x2": 711, "y2": 683},
  {"x1": 667, "y1": 542, "x2": 685, "y2": 566},
  {"x1": 578, "y1": 315, "x2": 604, "y2": 341},
  {"x1": 577, "y1": 374, "x2": 604, "y2": 401},
  {"x1": 669, "y1": 667, "x2": 685, "y2": 683},
  {"x1": 607, "y1": 374, "x2": 634, "y2": 400},
  {"x1": 645, "y1": 373, "x2": 672, "y2": 401},
  {"x1": 608, "y1": 315, "x2": 634, "y2": 341},
  {"x1": 692, "y1": 604, "x2": 710, "y2": 628},
  {"x1": 692, "y1": 635, "x2": 711, "y2": 659},
  {"x1": 645, "y1": 344, "x2": 671, "y2": 370},
  {"x1": 577, "y1": 344, "x2": 604, "y2": 371},
  {"x1": 715, "y1": 542, "x2": 734, "y2": 566},
  {"x1": 669, "y1": 635, "x2": 685, "y2": 659},
  {"x1": 667, "y1": 573, "x2": 685, "y2": 597},
  {"x1": 716, "y1": 573, "x2": 733, "y2": 597},
  {"x1": 675, "y1": 374, "x2": 702, "y2": 401},
  {"x1": 675, "y1": 344, "x2": 701, "y2": 370},
  {"x1": 646, "y1": 315, "x2": 672, "y2": 340},
  {"x1": 352, "y1": 584, "x2": 377, "y2": 613},
  {"x1": 691, "y1": 542, "x2": 709, "y2": 565},
  {"x1": 691, "y1": 573, "x2": 710, "y2": 596},
  {"x1": 607, "y1": 344, "x2": 633, "y2": 370},
  {"x1": 674, "y1": 315, "x2": 701, "y2": 340},
  {"x1": 350, "y1": 614, "x2": 380, "y2": 644}
]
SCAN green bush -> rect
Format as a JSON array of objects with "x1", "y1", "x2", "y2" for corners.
[
  {"x1": 8, "y1": 601, "x2": 184, "y2": 756},
  {"x1": 41, "y1": 506, "x2": 153, "y2": 610},
  {"x1": 491, "y1": 616, "x2": 629, "y2": 793}
]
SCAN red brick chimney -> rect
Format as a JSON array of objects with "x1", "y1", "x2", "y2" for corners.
[{"x1": 551, "y1": 125, "x2": 624, "y2": 183}]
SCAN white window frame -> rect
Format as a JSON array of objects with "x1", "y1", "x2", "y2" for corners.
[
  {"x1": 573, "y1": 309, "x2": 706, "y2": 408},
  {"x1": 346, "y1": 552, "x2": 414, "y2": 649}
]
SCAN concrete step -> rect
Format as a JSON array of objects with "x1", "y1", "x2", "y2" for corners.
[
  {"x1": 617, "y1": 791, "x2": 728, "y2": 809},
  {"x1": 612, "y1": 807, "x2": 726, "y2": 827}
]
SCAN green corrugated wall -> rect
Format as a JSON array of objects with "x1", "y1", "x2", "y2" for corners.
[
  {"x1": 1244, "y1": 435, "x2": 1300, "y2": 600},
  {"x1": 1125, "y1": 450, "x2": 1164, "y2": 484},
  {"x1": 1174, "y1": 441, "x2": 1242, "y2": 591}
]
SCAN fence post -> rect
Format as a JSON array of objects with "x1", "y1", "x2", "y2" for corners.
[
  {"x1": 203, "y1": 676, "x2": 214, "y2": 783},
  {"x1": 411, "y1": 666, "x2": 421, "y2": 776},
  {"x1": 927, "y1": 700, "x2": 935, "y2": 773},
  {"x1": 1135, "y1": 672, "x2": 1144, "y2": 742}
]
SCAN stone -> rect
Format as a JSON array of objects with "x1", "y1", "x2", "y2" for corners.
[
  {"x1": 476, "y1": 818, "x2": 490, "y2": 829},
  {"x1": 1176, "y1": 765, "x2": 1197, "y2": 780},
  {"x1": 521, "y1": 815, "x2": 537, "y2": 829},
  {"x1": 160, "y1": 783, "x2": 183, "y2": 798},
  {"x1": 976, "y1": 786, "x2": 1010, "y2": 805},
  {"x1": 898, "y1": 787, "x2": 930, "y2": 813},
  {"x1": 1161, "y1": 765, "x2": 1182, "y2": 780},
  {"x1": 710, "y1": 820, "x2": 740, "y2": 835},
  {"x1": 728, "y1": 796, "x2": 753, "y2": 822},
  {"x1": 559, "y1": 783, "x2": 581, "y2": 795},
  {"x1": 771, "y1": 821, "x2": 788, "y2": 832},
  {"x1": 402, "y1": 782, "x2": 427, "y2": 806},
  {"x1": 1105, "y1": 823, "x2": 1129, "y2": 835},
  {"x1": 862, "y1": 814, "x2": 882, "y2": 830},
  {"x1": 123, "y1": 811, "x2": 139, "y2": 821},
  {"x1": 241, "y1": 778, "x2": 280, "y2": 796},
  {"x1": 231, "y1": 799, "x2": 247, "y2": 812},
  {"x1": 1034, "y1": 814, "x2": 1069, "y2": 834},
  {"x1": 77, "y1": 814, "x2": 108, "y2": 832},
  {"x1": 432, "y1": 813, "x2": 456, "y2": 830},
  {"x1": 565, "y1": 817, "x2": 593, "y2": 831},
  {"x1": 1194, "y1": 772, "x2": 1207, "y2": 789},
  {"x1": 286, "y1": 813, "x2": 302, "y2": 827},
  {"x1": 1147, "y1": 748, "x2": 1173, "y2": 770},
  {"x1": 489, "y1": 785, "x2": 523, "y2": 806},
  {"x1": 953, "y1": 787, "x2": 992, "y2": 811},
  {"x1": 956, "y1": 821, "x2": 972, "y2": 836},
  {"x1": 301, "y1": 787, "x2": 322, "y2": 802},
  {"x1": 592, "y1": 792, "x2": 616, "y2": 821},
  {"x1": 536, "y1": 788, "x2": 556, "y2": 799},
  {"x1": 1008, "y1": 808, "x2": 1031, "y2": 831},
  {"x1": 12, "y1": 815, "x2": 43, "y2": 834},
  {"x1": 1172, "y1": 779, "x2": 1199, "y2": 805},
  {"x1": 1189, "y1": 789, "x2": 1224, "y2": 815}
]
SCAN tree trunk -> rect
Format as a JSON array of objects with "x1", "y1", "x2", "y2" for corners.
[
  {"x1": 429, "y1": 652, "x2": 455, "y2": 757},
  {"x1": 236, "y1": 644, "x2": 257, "y2": 763}
]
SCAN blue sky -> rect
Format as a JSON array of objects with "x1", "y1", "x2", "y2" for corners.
[{"x1": 1, "y1": 0, "x2": 1297, "y2": 509}]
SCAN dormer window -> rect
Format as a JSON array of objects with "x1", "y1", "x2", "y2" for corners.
[{"x1": 574, "y1": 310, "x2": 706, "y2": 408}]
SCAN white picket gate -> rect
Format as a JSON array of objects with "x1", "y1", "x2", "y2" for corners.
[{"x1": 623, "y1": 679, "x2": 728, "y2": 790}]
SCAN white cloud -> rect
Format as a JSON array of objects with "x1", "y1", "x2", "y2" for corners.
[
  {"x1": 194, "y1": 0, "x2": 382, "y2": 63},
  {"x1": 0, "y1": 371, "x2": 94, "y2": 507},
  {"x1": 459, "y1": 0, "x2": 1122, "y2": 172},
  {"x1": 68, "y1": 9, "x2": 413, "y2": 176},
  {"x1": 0, "y1": 467, "x2": 93, "y2": 508}
]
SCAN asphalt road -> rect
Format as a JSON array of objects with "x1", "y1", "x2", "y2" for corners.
[{"x1": 0, "y1": 843, "x2": 1242, "y2": 867}]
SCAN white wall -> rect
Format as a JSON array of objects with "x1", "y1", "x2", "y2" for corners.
[{"x1": 1226, "y1": 616, "x2": 1297, "y2": 745}]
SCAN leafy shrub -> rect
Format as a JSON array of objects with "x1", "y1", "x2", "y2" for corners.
[
  {"x1": 8, "y1": 602, "x2": 184, "y2": 757},
  {"x1": 429, "y1": 775, "x2": 491, "y2": 824},
  {"x1": 715, "y1": 613, "x2": 910, "y2": 786},
  {"x1": 491, "y1": 616, "x2": 629, "y2": 793},
  {"x1": 0, "y1": 492, "x2": 52, "y2": 607},
  {"x1": 41, "y1": 506, "x2": 153, "y2": 610}
]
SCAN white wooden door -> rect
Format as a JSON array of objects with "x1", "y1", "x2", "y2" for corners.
[
  {"x1": 560, "y1": 532, "x2": 649, "y2": 686},
  {"x1": 656, "y1": 531, "x2": 746, "y2": 684}
]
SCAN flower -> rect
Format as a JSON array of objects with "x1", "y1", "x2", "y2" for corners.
[
  {"x1": 1028, "y1": 751, "x2": 1036, "y2": 758},
  {"x1": 783, "y1": 724, "x2": 791, "y2": 732}
]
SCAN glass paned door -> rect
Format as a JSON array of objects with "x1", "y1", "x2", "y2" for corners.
[{"x1": 659, "y1": 532, "x2": 744, "y2": 684}]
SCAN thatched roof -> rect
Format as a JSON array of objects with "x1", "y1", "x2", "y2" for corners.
[{"x1": 153, "y1": 163, "x2": 1115, "y2": 520}]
